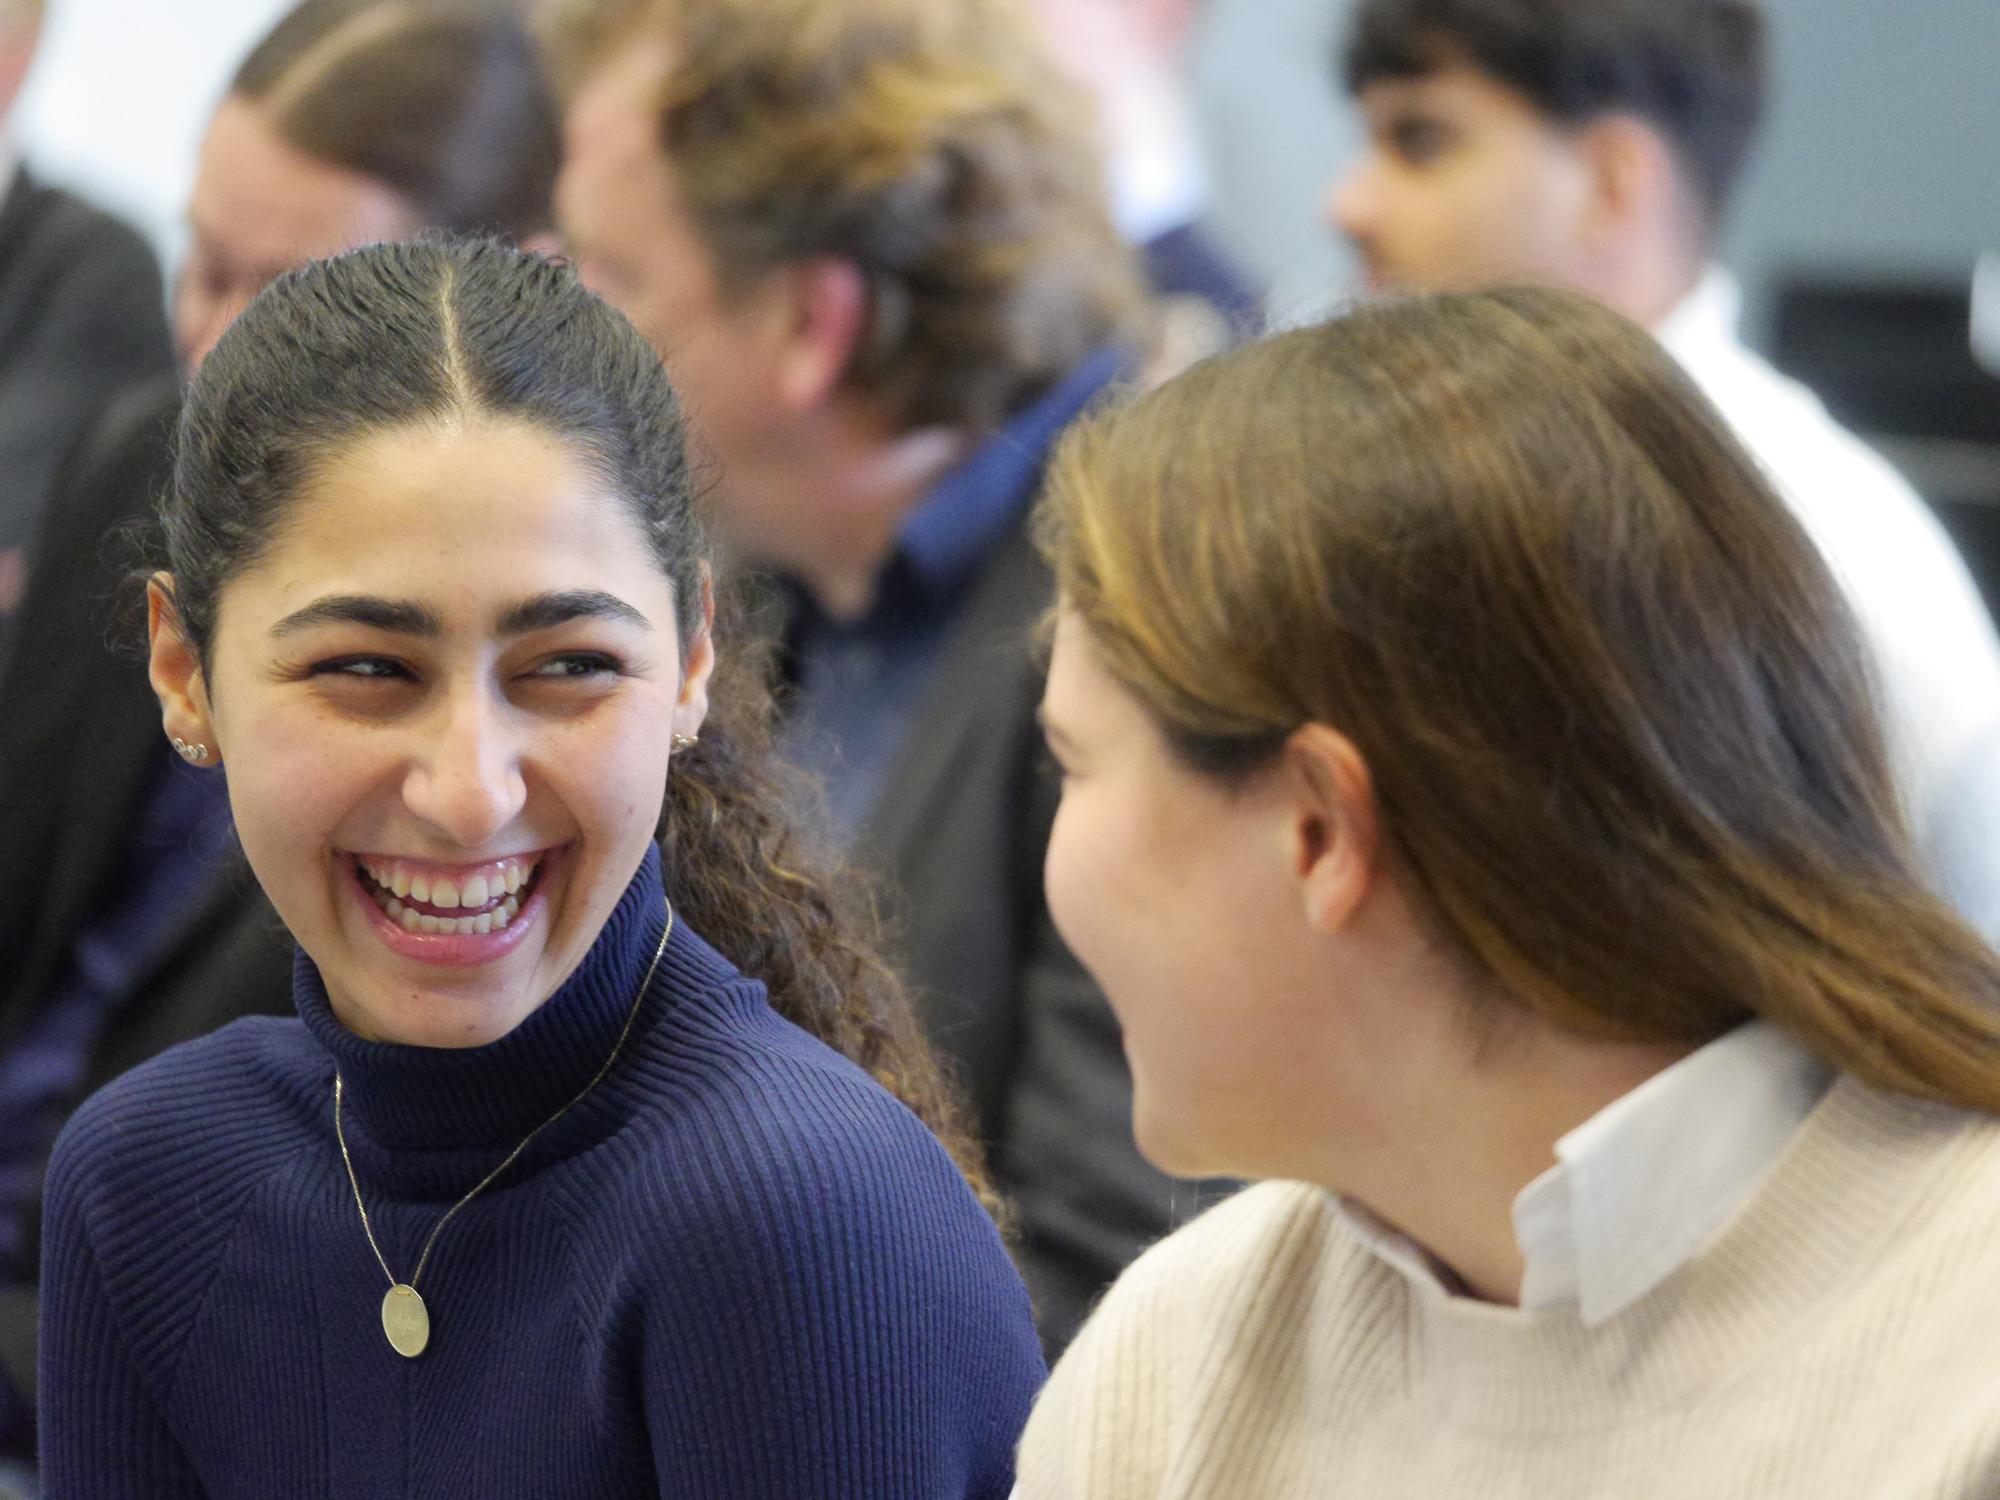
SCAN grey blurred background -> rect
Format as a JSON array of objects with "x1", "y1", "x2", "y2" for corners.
[
  {"x1": 15, "y1": 0, "x2": 1995, "y2": 340},
  {"x1": 1187, "y1": 0, "x2": 1998, "y2": 340}
]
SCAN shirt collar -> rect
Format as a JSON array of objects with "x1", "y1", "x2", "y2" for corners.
[
  {"x1": 896, "y1": 346, "x2": 1126, "y2": 599},
  {"x1": 1339, "y1": 1020, "x2": 1833, "y2": 1324},
  {"x1": 1514, "y1": 1019, "x2": 1833, "y2": 1323},
  {"x1": 1654, "y1": 263, "x2": 1744, "y2": 366}
]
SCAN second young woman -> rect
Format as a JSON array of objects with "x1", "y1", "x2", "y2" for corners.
[{"x1": 1019, "y1": 286, "x2": 2000, "y2": 1496}]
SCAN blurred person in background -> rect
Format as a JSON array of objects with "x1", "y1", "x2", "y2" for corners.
[
  {"x1": 0, "y1": 0, "x2": 172, "y2": 654},
  {"x1": 1019, "y1": 285, "x2": 2000, "y2": 1498},
  {"x1": 0, "y1": 0, "x2": 558, "y2": 1467},
  {"x1": 1326, "y1": 0, "x2": 2000, "y2": 938},
  {"x1": 548, "y1": 0, "x2": 1228, "y2": 1355},
  {"x1": 1031, "y1": 0, "x2": 1263, "y2": 345}
]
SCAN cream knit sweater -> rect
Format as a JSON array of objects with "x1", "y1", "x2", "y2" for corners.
[{"x1": 1016, "y1": 1077, "x2": 2000, "y2": 1497}]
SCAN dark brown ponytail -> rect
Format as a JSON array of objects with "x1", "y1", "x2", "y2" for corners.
[{"x1": 659, "y1": 581, "x2": 1001, "y2": 1218}]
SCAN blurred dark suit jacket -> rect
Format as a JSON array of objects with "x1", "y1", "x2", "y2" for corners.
[
  {"x1": 834, "y1": 515, "x2": 1231, "y2": 1355},
  {"x1": 0, "y1": 377, "x2": 293, "y2": 1421},
  {"x1": 0, "y1": 169, "x2": 175, "y2": 649}
]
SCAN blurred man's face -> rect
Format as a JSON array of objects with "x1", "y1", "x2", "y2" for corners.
[
  {"x1": 557, "y1": 45, "x2": 787, "y2": 539},
  {"x1": 1329, "y1": 65, "x2": 1596, "y2": 294}
]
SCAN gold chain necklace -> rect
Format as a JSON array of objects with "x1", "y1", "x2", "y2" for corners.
[{"x1": 333, "y1": 898, "x2": 674, "y2": 1358}]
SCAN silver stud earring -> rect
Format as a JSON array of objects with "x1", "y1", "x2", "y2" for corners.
[
  {"x1": 671, "y1": 733, "x2": 698, "y2": 754},
  {"x1": 171, "y1": 736, "x2": 211, "y2": 764}
]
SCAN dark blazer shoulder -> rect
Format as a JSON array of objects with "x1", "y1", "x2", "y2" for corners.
[
  {"x1": 0, "y1": 171, "x2": 152, "y2": 278},
  {"x1": 0, "y1": 375, "x2": 184, "y2": 1001},
  {"x1": 0, "y1": 171, "x2": 167, "y2": 373},
  {"x1": 856, "y1": 517, "x2": 1052, "y2": 874},
  {"x1": 850, "y1": 516, "x2": 1054, "y2": 1134},
  {"x1": 0, "y1": 172, "x2": 173, "y2": 553}
]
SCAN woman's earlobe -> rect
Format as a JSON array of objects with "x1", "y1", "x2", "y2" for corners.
[{"x1": 146, "y1": 575, "x2": 218, "y2": 764}]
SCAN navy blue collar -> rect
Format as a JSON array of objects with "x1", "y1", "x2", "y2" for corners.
[
  {"x1": 895, "y1": 347, "x2": 1127, "y2": 601},
  {"x1": 296, "y1": 844, "x2": 678, "y2": 1153}
]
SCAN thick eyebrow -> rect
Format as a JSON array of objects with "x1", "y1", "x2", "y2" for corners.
[
  {"x1": 496, "y1": 589, "x2": 652, "y2": 636},
  {"x1": 269, "y1": 589, "x2": 651, "y2": 642},
  {"x1": 270, "y1": 595, "x2": 444, "y2": 639}
]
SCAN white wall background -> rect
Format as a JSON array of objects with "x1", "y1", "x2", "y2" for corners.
[
  {"x1": 12, "y1": 0, "x2": 291, "y2": 274},
  {"x1": 1191, "y1": 0, "x2": 1362, "y2": 327}
]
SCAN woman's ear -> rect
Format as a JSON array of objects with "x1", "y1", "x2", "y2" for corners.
[
  {"x1": 147, "y1": 574, "x2": 220, "y2": 765},
  {"x1": 1283, "y1": 724, "x2": 1379, "y2": 934},
  {"x1": 672, "y1": 566, "x2": 716, "y2": 742}
]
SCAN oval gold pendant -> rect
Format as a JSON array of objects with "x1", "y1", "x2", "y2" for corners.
[{"x1": 381, "y1": 1284, "x2": 430, "y2": 1358}]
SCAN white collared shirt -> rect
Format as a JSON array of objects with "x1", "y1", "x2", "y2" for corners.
[
  {"x1": 1345, "y1": 1021, "x2": 1834, "y2": 1325},
  {"x1": 1656, "y1": 268, "x2": 2000, "y2": 941}
]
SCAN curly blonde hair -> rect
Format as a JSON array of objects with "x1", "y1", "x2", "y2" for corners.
[{"x1": 544, "y1": 0, "x2": 1145, "y2": 433}]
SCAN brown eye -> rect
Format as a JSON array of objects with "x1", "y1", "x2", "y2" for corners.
[
  {"x1": 525, "y1": 653, "x2": 624, "y2": 680},
  {"x1": 312, "y1": 657, "x2": 409, "y2": 681},
  {"x1": 1392, "y1": 119, "x2": 1451, "y2": 165}
]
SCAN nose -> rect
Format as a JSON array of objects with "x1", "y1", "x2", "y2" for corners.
[
  {"x1": 399, "y1": 687, "x2": 529, "y2": 850},
  {"x1": 1327, "y1": 155, "x2": 1382, "y2": 246}
]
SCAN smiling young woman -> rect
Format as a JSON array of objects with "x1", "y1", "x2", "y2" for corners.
[
  {"x1": 37, "y1": 239, "x2": 1042, "y2": 1498},
  {"x1": 1016, "y1": 286, "x2": 2000, "y2": 1497}
]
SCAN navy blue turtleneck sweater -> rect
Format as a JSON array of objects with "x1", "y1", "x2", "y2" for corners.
[{"x1": 38, "y1": 848, "x2": 1043, "y2": 1497}]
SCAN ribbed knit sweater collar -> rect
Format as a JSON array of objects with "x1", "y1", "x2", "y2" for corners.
[
  {"x1": 1401, "y1": 1076, "x2": 1976, "y2": 1433},
  {"x1": 294, "y1": 845, "x2": 675, "y2": 1156}
]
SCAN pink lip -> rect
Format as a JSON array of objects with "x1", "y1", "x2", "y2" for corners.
[{"x1": 340, "y1": 847, "x2": 561, "y2": 969}]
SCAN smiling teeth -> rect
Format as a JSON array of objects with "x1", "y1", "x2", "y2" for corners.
[
  {"x1": 374, "y1": 888, "x2": 527, "y2": 937},
  {"x1": 359, "y1": 854, "x2": 542, "y2": 916}
]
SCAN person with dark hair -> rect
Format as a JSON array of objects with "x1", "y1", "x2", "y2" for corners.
[
  {"x1": 0, "y1": 0, "x2": 564, "y2": 1463},
  {"x1": 1325, "y1": 0, "x2": 2000, "y2": 938},
  {"x1": 0, "y1": 0, "x2": 173, "y2": 652},
  {"x1": 1016, "y1": 285, "x2": 2000, "y2": 1497},
  {"x1": 547, "y1": 0, "x2": 1230, "y2": 1357},
  {"x1": 38, "y1": 236, "x2": 1042, "y2": 1497}
]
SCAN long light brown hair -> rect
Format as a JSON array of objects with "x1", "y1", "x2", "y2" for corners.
[{"x1": 1039, "y1": 284, "x2": 2000, "y2": 1112}]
